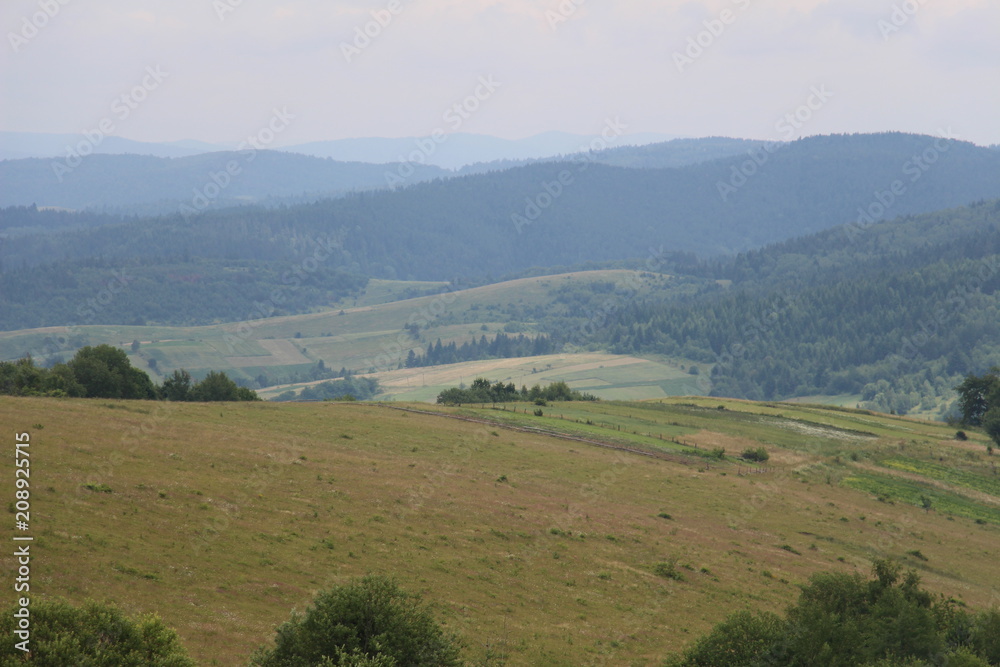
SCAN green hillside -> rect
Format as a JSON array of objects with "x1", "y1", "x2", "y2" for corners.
[
  {"x1": 0, "y1": 271, "x2": 687, "y2": 394},
  {"x1": 3, "y1": 395, "x2": 998, "y2": 665}
]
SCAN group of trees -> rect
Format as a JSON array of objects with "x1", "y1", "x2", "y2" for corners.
[
  {"x1": 272, "y1": 375, "x2": 380, "y2": 402},
  {"x1": 404, "y1": 333, "x2": 555, "y2": 369},
  {"x1": 669, "y1": 560, "x2": 1000, "y2": 666},
  {"x1": 436, "y1": 378, "x2": 596, "y2": 406},
  {"x1": 956, "y1": 367, "x2": 1000, "y2": 448},
  {"x1": 0, "y1": 345, "x2": 259, "y2": 402}
]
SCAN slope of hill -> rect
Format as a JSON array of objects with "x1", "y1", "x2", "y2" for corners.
[
  {"x1": 595, "y1": 200, "x2": 1000, "y2": 415},
  {"x1": 3, "y1": 395, "x2": 997, "y2": 665},
  {"x1": 0, "y1": 271, "x2": 684, "y2": 391},
  {"x1": 5, "y1": 133, "x2": 999, "y2": 284}
]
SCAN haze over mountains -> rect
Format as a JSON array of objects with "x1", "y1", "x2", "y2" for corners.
[
  {"x1": 0, "y1": 129, "x2": 674, "y2": 167},
  {"x1": 2, "y1": 131, "x2": 1000, "y2": 417},
  {"x1": 0, "y1": 134, "x2": 751, "y2": 213}
]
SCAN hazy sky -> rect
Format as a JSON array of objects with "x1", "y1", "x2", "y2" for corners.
[{"x1": 2, "y1": 0, "x2": 998, "y2": 146}]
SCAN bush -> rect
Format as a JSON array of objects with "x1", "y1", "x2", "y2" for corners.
[
  {"x1": 250, "y1": 575, "x2": 461, "y2": 666},
  {"x1": 971, "y1": 608, "x2": 1000, "y2": 664},
  {"x1": 653, "y1": 559, "x2": 685, "y2": 581},
  {"x1": 666, "y1": 611, "x2": 784, "y2": 667},
  {"x1": 0, "y1": 597, "x2": 194, "y2": 666},
  {"x1": 740, "y1": 447, "x2": 769, "y2": 462},
  {"x1": 666, "y1": 560, "x2": 1000, "y2": 667}
]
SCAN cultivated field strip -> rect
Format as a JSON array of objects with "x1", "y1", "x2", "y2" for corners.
[{"x1": 373, "y1": 403, "x2": 700, "y2": 466}]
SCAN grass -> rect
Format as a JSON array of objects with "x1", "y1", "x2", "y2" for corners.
[
  {"x1": 877, "y1": 457, "x2": 1000, "y2": 498},
  {"x1": 0, "y1": 271, "x2": 683, "y2": 394},
  {"x1": 2, "y1": 396, "x2": 998, "y2": 666},
  {"x1": 839, "y1": 472, "x2": 1000, "y2": 525}
]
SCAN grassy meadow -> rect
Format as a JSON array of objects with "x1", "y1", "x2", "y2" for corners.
[{"x1": 2, "y1": 395, "x2": 998, "y2": 665}]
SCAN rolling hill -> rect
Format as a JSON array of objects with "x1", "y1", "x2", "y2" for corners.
[
  {"x1": 0, "y1": 270, "x2": 691, "y2": 395},
  {"x1": 3, "y1": 395, "x2": 998, "y2": 665}
]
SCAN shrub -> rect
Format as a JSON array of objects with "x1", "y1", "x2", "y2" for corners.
[
  {"x1": 666, "y1": 611, "x2": 783, "y2": 667},
  {"x1": 83, "y1": 482, "x2": 112, "y2": 493},
  {"x1": 250, "y1": 575, "x2": 460, "y2": 666},
  {"x1": 0, "y1": 597, "x2": 194, "y2": 665},
  {"x1": 741, "y1": 447, "x2": 769, "y2": 462},
  {"x1": 653, "y1": 559, "x2": 685, "y2": 581}
]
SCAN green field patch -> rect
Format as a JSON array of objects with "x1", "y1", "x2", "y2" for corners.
[
  {"x1": 564, "y1": 378, "x2": 612, "y2": 388},
  {"x1": 209, "y1": 339, "x2": 269, "y2": 357},
  {"x1": 841, "y1": 472, "x2": 1000, "y2": 525},
  {"x1": 878, "y1": 457, "x2": 1000, "y2": 498}
]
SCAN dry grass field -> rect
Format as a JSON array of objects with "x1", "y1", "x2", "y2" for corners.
[{"x1": 2, "y1": 396, "x2": 998, "y2": 665}]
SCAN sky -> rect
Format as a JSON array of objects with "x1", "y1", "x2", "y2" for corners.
[{"x1": 1, "y1": 0, "x2": 998, "y2": 147}]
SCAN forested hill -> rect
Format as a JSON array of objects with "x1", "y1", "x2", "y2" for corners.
[
  {"x1": 4, "y1": 133, "x2": 1000, "y2": 282},
  {"x1": 593, "y1": 200, "x2": 1000, "y2": 416}
]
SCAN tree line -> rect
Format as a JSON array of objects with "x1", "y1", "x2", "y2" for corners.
[
  {"x1": 436, "y1": 378, "x2": 597, "y2": 406},
  {"x1": 272, "y1": 374, "x2": 380, "y2": 402},
  {"x1": 404, "y1": 332, "x2": 555, "y2": 369},
  {"x1": 0, "y1": 345, "x2": 259, "y2": 402}
]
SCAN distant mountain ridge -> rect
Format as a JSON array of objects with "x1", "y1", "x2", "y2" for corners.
[
  {"x1": 282, "y1": 130, "x2": 676, "y2": 169},
  {"x1": 4, "y1": 132, "x2": 1000, "y2": 280},
  {"x1": 0, "y1": 136, "x2": 759, "y2": 214},
  {"x1": 0, "y1": 130, "x2": 674, "y2": 168}
]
